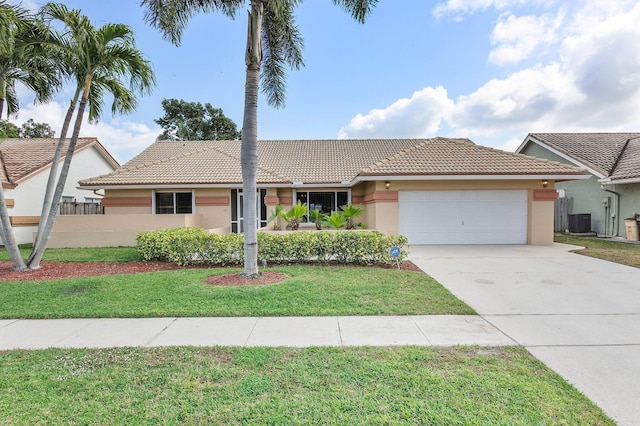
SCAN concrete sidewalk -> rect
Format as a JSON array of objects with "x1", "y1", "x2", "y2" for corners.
[{"x1": 0, "y1": 315, "x2": 515, "y2": 350}]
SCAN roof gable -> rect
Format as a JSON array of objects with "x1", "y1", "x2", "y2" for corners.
[
  {"x1": 520, "y1": 133, "x2": 640, "y2": 180},
  {"x1": 79, "y1": 138, "x2": 586, "y2": 187},
  {"x1": 0, "y1": 138, "x2": 115, "y2": 187}
]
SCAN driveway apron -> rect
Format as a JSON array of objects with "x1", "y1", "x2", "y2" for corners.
[{"x1": 409, "y1": 243, "x2": 640, "y2": 426}]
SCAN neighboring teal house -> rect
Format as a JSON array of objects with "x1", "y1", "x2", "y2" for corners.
[{"x1": 516, "y1": 133, "x2": 640, "y2": 237}]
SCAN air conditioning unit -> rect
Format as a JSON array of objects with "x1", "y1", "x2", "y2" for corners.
[{"x1": 568, "y1": 214, "x2": 591, "y2": 233}]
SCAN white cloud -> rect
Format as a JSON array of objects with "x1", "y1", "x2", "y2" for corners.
[
  {"x1": 489, "y1": 12, "x2": 564, "y2": 66},
  {"x1": 338, "y1": 87, "x2": 454, "y2": 139},
  {"x1": 8, "y1": 0, "x2": 40, "y2": 12},
  {"x1": 433, "y1": 0, "x2": 553, "y2": 20},
  {"x1": 342, "y1": 0, "x2": 640, "y2": 151},
  {"x1": 8, "y1": 101, "x2": 160, "y2": 163}
]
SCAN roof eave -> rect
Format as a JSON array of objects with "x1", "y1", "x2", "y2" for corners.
[
  {"x1": 78, "y1": 182, "x2": 295, "y2": 190},
  {"x1": 352, "y1": 174, "x2": 590, "y2": 185},
  {"x1": 599, "y1": 176, "x2": 640, "y2": 185}
]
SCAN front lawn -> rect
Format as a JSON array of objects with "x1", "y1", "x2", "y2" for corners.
[
  {"x1": 555, "y1": 234, "x2": 640, "y2": 268},
  {"x1": 0, "y1": 346, "x2": 613, "y2": 425},
  {"x1": 0, "y1": 244, "x2": 140, "y2": 263},
  {"x1": 0, "y1": 265, "x2": 474, "y2": 318}
]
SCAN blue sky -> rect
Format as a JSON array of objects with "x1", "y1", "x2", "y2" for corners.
[{"x1": 7, "y1": 0, "x2": 640, "y2": 163}]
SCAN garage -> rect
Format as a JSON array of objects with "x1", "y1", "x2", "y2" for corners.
[{"x1": 398, "y1": 190, "x2": 528, "y2": 244}]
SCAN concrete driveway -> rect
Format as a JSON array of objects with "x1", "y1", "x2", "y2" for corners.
[{"x1": 410, "y1": 244, "x2": 640, "y2": 426}]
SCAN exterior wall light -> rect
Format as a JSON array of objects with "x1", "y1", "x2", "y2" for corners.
[
  {"x1": 385, "y1": 181, "x2": 391, "y2": 190},
  {"x1": 541, "y1": 180, "x2": 549, "y2": 188}
]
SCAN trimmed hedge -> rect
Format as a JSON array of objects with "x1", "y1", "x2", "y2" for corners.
[{"x1": 136, "y1": 228, "x2": 409, "y2": 266}]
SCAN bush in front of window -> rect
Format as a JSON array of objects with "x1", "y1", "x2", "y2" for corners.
[{"x1": 136, "y1": 228, "x2": 409, "y2": 266}]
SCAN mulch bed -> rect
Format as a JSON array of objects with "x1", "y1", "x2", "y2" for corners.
[
  {"x1": 0, "y1": 260, "x2": 423, "y2": 285},
  {"x1": 0, "y1": 260, "x2": 179, "y2": 282}
]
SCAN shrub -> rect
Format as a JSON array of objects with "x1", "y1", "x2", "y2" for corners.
[
  {"x1": 323, "y1": 212, "x2": 346, "y2": 229},
  {"x1": 340, "y1": 203, "x2": 364, "y2": 230},
  {"x1": 285, "y1": 201, "x2": 308, "y2": 230},
  {"x1": 267, "y1": 204, "x2": 286, "y2": 230},
  {"x1": 137, "y1": 228, "x2": 409, "y2": 266},
  {"x1": 308, "y1": 209, "x2": 324, "y2": 230}
]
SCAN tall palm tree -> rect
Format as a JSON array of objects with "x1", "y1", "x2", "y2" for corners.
[
  {"x1": 141, "y1": 0, "x2": 377, "y2": 277},
  {"x1": 27, "y1": 3, "x2": 156, "y2": 270},
  {"x1": 0, "y1": 3, "x2": 156, "y2": 270}
]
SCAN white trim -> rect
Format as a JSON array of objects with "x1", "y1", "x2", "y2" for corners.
[
  {"x1": 600, "y1": 176, "x2": 640, "y2": 185},
  {"x1": 516, "y1": 136, "x2": 606, "y2": 178},
  {"x1": 292, "y1": 182, "x2": 350, "y2": 188},
  {"x1": 80, "y1": 182, "x2": 349, "y2": 190},
  {"x1": 351, "y1": 174, "x2": 589, "y2": 185}
]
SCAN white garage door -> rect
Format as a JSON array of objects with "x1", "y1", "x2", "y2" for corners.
[{"x1": 398, "y1": 190, "x2": 528, "y2": 244}]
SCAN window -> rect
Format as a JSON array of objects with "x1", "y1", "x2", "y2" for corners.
[
  {"x1": 61, "y1": 196, "x2": 75, "y2": 203},
  {"x1": 295, "y1": 191, "x2": 349, "y2": 222},
  {"x1": 154, "y1": 191, "x2": 193, "y2": 214}
]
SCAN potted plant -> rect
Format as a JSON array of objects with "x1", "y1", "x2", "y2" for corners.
[
  {"x1": 340, "y1": 203, "x2": 364, "y2": 230},
  {"x1": 322, "y1": 211, "x2": 346, "y2": 229},
  {"x1": 267, "y1": 204, "x2": 286, "y2": 230},
  {"x1": 285, "y1": 201, "x2": 308, "y2": 231},
  {"x1": 308, "y1": 209, "x2": 325, "y2": 230}
]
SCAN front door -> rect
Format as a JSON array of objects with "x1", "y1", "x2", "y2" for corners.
[{"x1": 231, "y1": 189, "x2": 267, "y2": 233}]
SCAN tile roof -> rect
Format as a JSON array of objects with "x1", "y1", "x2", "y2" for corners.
[
  {"x1": 526, "y1": 133, "x2": 640, "y2": 180},
  {"x1": 360, "y1": 137, "x2": 583, "y2": 176},
  {"x1": 79, "y1": 138, "x2": 586, "y2": 187},
  {"x1": 0, "y1": 138, "x2": 98, "y2": 186}
]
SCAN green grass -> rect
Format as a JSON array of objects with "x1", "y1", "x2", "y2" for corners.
[
  {"x1": 0, "y1": 346, "x2": 613, "y2": 425},
  {"x1": 555, "y1": 233, "x2": 640, "y2": 268},
  {"x1": 0, "y1": 244, "x2": 140, "y2": 263},
  {"x1": 0, "y1": 265, "x2": 474, "y2": 318}
]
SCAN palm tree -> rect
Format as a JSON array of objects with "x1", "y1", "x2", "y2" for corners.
[
  {"x1": 1, "y1": 3, "x2": 156, "y2": 270},
  {"x1": 141, "y1": 0, "x2": 377, "y2": 277}
]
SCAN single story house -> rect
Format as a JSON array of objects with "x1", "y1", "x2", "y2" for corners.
[
  {"x1": 0, "y1": 137, "x2": 120, "y2": 244},
  {"x1": 48, "y1": 137, "x2": 587, "y2": 248},
  {"x1": 516, "y1": 133, "x2": 640, "y2": 237}
]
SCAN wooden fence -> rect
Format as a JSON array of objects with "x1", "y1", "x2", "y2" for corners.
[
  {"x1": 554, "y1": 197, "x2": 572, "y2": 232},
  {"x1": 59, "y1": 202, "x2": 104, "y2": 215}
]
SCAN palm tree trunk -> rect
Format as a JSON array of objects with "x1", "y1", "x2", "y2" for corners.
[
  {"x1": 0, "y1": 75, "x2": 6, "y2": 120},
  {"x1": 0, "y1": 184, "x2": 27, "y2": 270},
  {"x1": 28, "y1": 85, "x2": 88, "y2": 269},
  {"x1": 28, "y1": 96, "x2": 78, "y2": 264},
  {"x1": 240, "y1": 1, "x2": 263, "y2": 278}
]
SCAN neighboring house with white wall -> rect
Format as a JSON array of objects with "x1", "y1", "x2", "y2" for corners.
[{"x1": 0, "y1": 138, "x2": 120, "y2": 244}]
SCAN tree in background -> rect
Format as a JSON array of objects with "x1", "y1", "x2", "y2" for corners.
[
  {"x1": 0, "y1": 3, "x2": 155, "y2": 271},
  {"x1": 155, "y1": 98, "x2": 240, "y2": 141},
  {"x1": 0, "y1": 120, "x2": 18, "y2": 137},
  {"x1": 18, "y1": 118, "x2": 55, "y2": 138},
  {"x1": 142, "y1": 0, "x2": 377, "y2": 278}
]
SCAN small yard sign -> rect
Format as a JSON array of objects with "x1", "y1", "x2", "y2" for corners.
[{"x1": 389, "y1": 246, "x2": 401, "y2": 269}]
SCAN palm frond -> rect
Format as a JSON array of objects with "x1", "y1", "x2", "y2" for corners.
[
  {"x1": 3, "y1": 78, "x2": 19, "y2": 117},
  {"x1": 331, "y1": 0, "x2": 378, "y2": 24},
  {"x1": 261, "y1": 0, "x2": 304, "y2": 108},
  {"x1": 141, "y1": 0, "x2": 244, "y2": 45}
]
